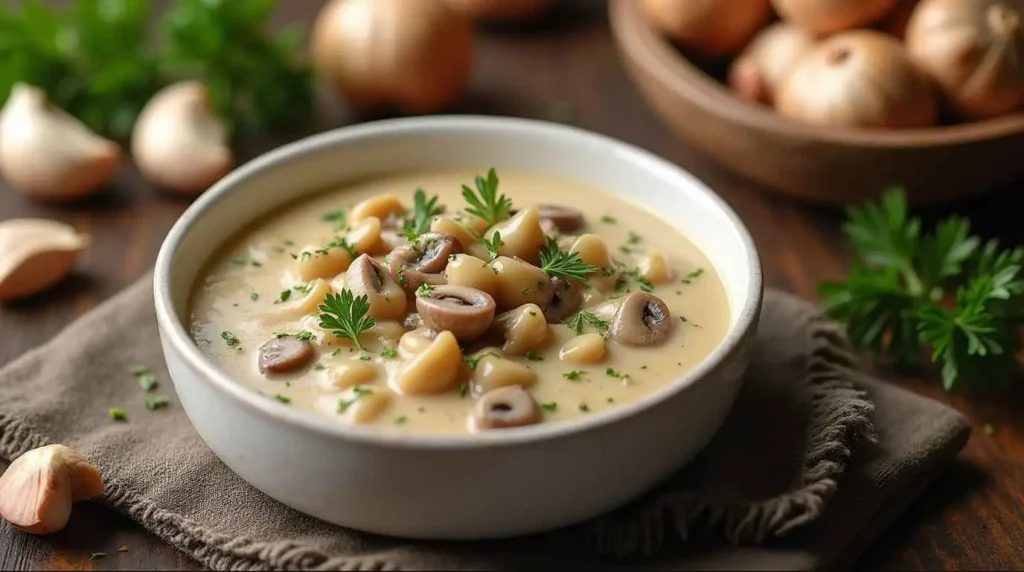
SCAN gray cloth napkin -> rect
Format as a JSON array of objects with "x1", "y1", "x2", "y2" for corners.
[{"x1": 0, "y1": 275, "x2": 970, "y2": 571}]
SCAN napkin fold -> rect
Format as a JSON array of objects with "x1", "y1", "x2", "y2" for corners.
[{"x1": 0, "y1": 274, "x2": 970, "y2": 571}]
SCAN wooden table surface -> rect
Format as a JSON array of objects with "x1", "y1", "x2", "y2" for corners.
[{"x1": 1, "y1": 1, "x2": 1023, "y2": 570}]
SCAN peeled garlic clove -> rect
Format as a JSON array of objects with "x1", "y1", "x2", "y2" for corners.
[
  {"x1": 0, "y1": 84, "x2": 120, "y2": 201},
  {"x1": 728, "y1": 23, "x2": 818, "y2": 104},
  {"x1": 0, "y1": 219, "x2": 88, "y2": 303},
  {"x1": 131, "y1": 81, "x2": 234, "y2": 196},
  {"x1": 0, "y1": 444, "x2": 104, "y2": 535}
]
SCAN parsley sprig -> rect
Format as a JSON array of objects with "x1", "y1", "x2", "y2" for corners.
[
  {"x1": 461, "y1": 168, "x2": 512, "y2": 228},
  {"x1": 317, "y1": 290, "x2": 376, "y2": 350},
  {"x1": 819, "y1": 187, "x2": 1024, "y2": 390},
  {"x1": 402, "y1": 188, "x2": 444, "y2": 240},
  {"x1": 565, "y1": 310, "x2": 609, "y2": 336},
  {"x1": 540, "y1": 238, "x2": 601, "y2": 283}
]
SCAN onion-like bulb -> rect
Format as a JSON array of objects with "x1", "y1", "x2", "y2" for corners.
[
  {"x1": 775, "y1": 30, "x2": 938, "y2": 129},
  {"x1": 640, "y1": 0, "x2": 772, "y2": 57},
  {"x1": 441, "y1": 0, "x2": 553, "y2": 21},
  {"x1": 905, "y1": 0, "x2": 1024, "y2": 120},
  {"x1": 728, "y1": 23, "x2": 818, "y2": 104},
  {"x1": 311, "y1": 0, "x2": 475, "y2": 114},
  {"x1": 771, "y1": 0, "x2": 898, "y2": 34}
]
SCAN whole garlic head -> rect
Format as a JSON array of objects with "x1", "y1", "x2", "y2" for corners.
[
  {"x1": 131, "y1": 81, "x2": 234, "y2": 196},
  {"x1": 0, "y1": 84, "x2": 121, "y2": 201},
  {"x1": 0, "y1": 444, "x2": 104, "y2": 535},
  {"x1": 0, "y1": 219, "x2": 88, "y2": 303},
  {"x1": 905, "y1": 0, "x2": 1024, "y2": 119},
  {"x1": 775, "y1": 30, "x2": 938, "y2": 129}
]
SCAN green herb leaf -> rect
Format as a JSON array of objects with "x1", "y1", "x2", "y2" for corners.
[
  {"x1": 563, "y1": 370, "x2": 585, "y2": 381},
  {"x1": 540, "y1": 238, "x2": 600, "y2": 283},
  {"x1": 605, "y1": 367, "x2": 628, "y2": 379},
  {"x1": 137, "y1": 373, "x2": 158, "y2": 392},
  {"x1": 380, "y1": 345, "x2": 397, "y2": 359},
  {"x1": 273, "y1": 394, "x2": 291, "y2": 404},
  {"x1": 402, "y1": 188, "x2": 443, "y2": 240},
  {"x1": 415, "y1": 283, "x2": 435, "y2": 297},
  {"x1": 220, "y1": 331, "x2": 240, "y2": 347},
  {"x1": 145, "y1": 395, "x2": 170, "y2": 411},
  {"x1": 525, "y1": 350, "x2": 544, "y2": 361},
  {"x1": 541, "y1": 402, "x2": 558, "y2": 411},
  {"x1": 819, "y1": 187, "x2": 1024, "y2": 390},
  {"x1": 89, "y1": 552, "x2": 107, "y2": 560},
  {"x1": 461, "y1": 168, "x2": 512, "y2": 228},
  {"x1": 161, "y1": 0, "x2": 314, "y2": 140},
  {"x1": 600, "y1": 216, "x2": 617, "y2": 224},
  {"x1": 317, "y1": 290, "x2": 376, "y2": 350},
  {"x1": 564, "y1": 310, "x2": 609, "y2": 336},
  {"x1": 109, "y1": 408, "x2": 127, "y2": 422},
  {"x1": 482, "y1": 231, "x2": 504, "y2": 261}
]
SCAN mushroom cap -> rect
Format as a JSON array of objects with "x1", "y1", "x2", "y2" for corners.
[
  {"x1": 536, "y1": 204, "x2": 585, "y2": 232},
  {"x1": 387, "y1": 232, "x2": 462, "y2": 295},
  {"x1": 346, "y1": 254, "x2": 407, "y2": 320},
  {"x1": 416, "y1": 285, "x2": 496, "y2": 341},
  {"x1": 258, "y1": 336, "x2": 315, "y2": 374},
  {"x1": 472, "y1": 385, "x2": 542, "y2": 431},
  {"x1": 610, "y1": 292, "x2": 673, "y2": 347},
  {"x1": 543, "y1": 276, "x2": 582, "y2": 323}
]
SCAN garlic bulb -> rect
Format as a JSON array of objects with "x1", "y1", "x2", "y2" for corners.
[
  {"x1": 441, "y1": 0, "x2": 552, "y2": 21},
  {"x1": 0, "y1": 84, "x2": 120, "y2": 201},
  {"x1": 728, "y1": 23, "x2": 818, "y2": 104},
  {"x1": 905, "y1": 0, "x2": 1024, "y2": 119},
  {"x1": 312, "y1": 0, "x2": 475, "y2": 113},
  {"x1": 640, "y1": 0, "x2": 773, "y2": 57},
  {"x1": 771, "y1": 0, "x2": 898, "y2": 34},
  {"x1": 776, "y1": 30, "x2": 938, "y2": 128},
  {"x1": 0, "y1": 219, "x2": 88, "y2": 303},
  {"x1": 131, "y1": 81, "x2": 234, "y2": 196}
]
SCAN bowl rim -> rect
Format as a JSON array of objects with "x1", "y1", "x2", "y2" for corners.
[
  {"x1": 609, "y1": 0, "x2": 1024, "y2": 148},
  {"x1": 154, "y1": 115, "x2": 763, "y2": 450}
]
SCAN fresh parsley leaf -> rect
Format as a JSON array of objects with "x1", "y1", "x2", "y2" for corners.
[
  {"x1": 138, "y1": 373, "x2": 158, "y2": 392},
  {"x1": 395, "y1": 416, "x2": 408, "y2": 425},
  {"x1": 402, "y1": 188, "x2": 443, "y2": 240},
  {"x1": 461, "y1": 168, "x2": 512, "y2": 228},
  {"x1": 380, "y1": 345, "x2": 398, "y2": 359},
  {"x1": 89, "y1": 552, "x2": 107, "y2": 560},
  {"x1": 563, "y1": 370, "x2": 585, "y2": 381},
  {"x1": 250, "y1": 292, "x2": 259, "y2": 301},
  {"x1": 578, "y1": 403, "x2": 590, "y2": 412},
  {"x1": 145, "y1": 395, "x2": 170, "y2": 411},
  {"x1": 109, "y1": 408, "x2": 127, "y2": 422},
  {"x1": 600, "y1": 216, "x2": 617, "y2": 224},
  {"x1": 564, "y1": 310, "x2": 609, "y2": 336},
  {"x1": 415, "y1": 283, "x2": 434, "y2": 297},
  {"x1": 465, "y1": 351, "x2": 500, "y2": 370},
  {"x1": 540, "y1": 238, "x2": 600, "y2": 283},
  {"x1": 819, "y1": 187, "x2": 1024, "y2": 390},
  {"x1": 161, "y1": 0, "x2": 314, "y2": 139},
  {"x1": 296, "y1": 330, "x2": 314, "y2": 341},
  {"x1": 277, "y1": 289, "x2": 292, "y2": 304},
  {"x1": 627, "y1": 231, "x2": 642, "y2": 245},
  {"x1": 525, "y1": 350, "x2": 544, "y2": 361},
  {"x1": 273, "y1": 394, "x2": 291, "y2": 404},
  {"x1": 220, "y1": 331, "x2": 240, "y2": 347},
  {"x1": 317, "y1": 290, "x2": 376, "y2": 350},
  {"x1": 482, "y1": 231, "x2": 504, "y2": 261},
  {"x1": 541, "y1": 402, "x2": 558, "y2": 411},
  {"x1": 605, "y1": 367, "x2": 628, "y2": 379}
]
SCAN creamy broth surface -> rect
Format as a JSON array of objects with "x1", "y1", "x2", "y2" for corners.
[{"x1": 189, "y1": 170, "x2": 730, "y2": 435}]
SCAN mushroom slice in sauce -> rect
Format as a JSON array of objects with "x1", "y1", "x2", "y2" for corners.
[
  {"x1": 472, "y1": 385, "x2": 542, "y2": 431},
  {"x1": 416, "y1": 285, "x2": 496, "y2": 342},
  {"x1": 543, "y1": 277, "x2": 582, "y2": 323},
  {"x1": 610, "y1": 292, "x2": 673, "y2": 347},
  {"x1": 510, "y1": 205, "x2": 585, "y2": 233},
  {"x1": 258, "y1": 337, "x2": 315, "y2": 374},
  {"x1": 346, "y1": 254, "x2": 407, "y2": 320},
  {"x1": 387, "y1": 232, "x2": 462, "y2": 294}
]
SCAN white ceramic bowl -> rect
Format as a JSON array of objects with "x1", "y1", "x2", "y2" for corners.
[{"x1": 154, "y1": 116, "x2": 763, "y2": 540}]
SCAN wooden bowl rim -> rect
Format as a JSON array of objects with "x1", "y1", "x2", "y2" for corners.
[{"x1": 609, "y1": 0, "x2": 1024, "y2": 148}]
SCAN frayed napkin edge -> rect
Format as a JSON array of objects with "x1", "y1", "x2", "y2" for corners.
[{"x1": 583, "y1": 306, "x2": 877, "y2": 556}]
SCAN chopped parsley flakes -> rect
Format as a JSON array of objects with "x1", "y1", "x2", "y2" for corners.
[{"x1": 563, "y1": 370, "x2": 585, "y2": 381}]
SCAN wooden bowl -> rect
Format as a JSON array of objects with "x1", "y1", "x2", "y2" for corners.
[{"x1": 609, "y1": 0, "x2": 1024, "y2": 207}]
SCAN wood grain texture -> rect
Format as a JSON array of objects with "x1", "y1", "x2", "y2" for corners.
[{"x1": 1, "y1": 1, "x2": 1022, "y2": 570}]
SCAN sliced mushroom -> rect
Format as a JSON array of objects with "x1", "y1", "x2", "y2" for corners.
[
  {"x1": 416, "y1": 285, "x2": 496, "y2": 341},
  {"x1": 346, "y1": 254, "x2": 407, "y2": 320},
  {"x1": 387, "y1": 232, "x2": 462, "y2": 295},
  {"x1": 610, "y1": 292, "x2": 673, "y2": 347},
  {"x1": 258, "y1": 337, "x2": 315, "y2": 374},
  {"x1": 472, "y1": 386, "x2": 542, "y2": 431},
  {"x1": 543, "y1": 277, "x2": 582, "y2": 323},
  {"x1": 510, "y1": 205, "x2": 585, "y2": 233}
]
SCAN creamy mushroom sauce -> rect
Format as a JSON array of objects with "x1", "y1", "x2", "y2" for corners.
[{"x1": 189, "y1": 170, "x2": 729, "y2": 435}]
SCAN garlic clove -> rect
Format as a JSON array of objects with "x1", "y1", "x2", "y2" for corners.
[
  {"x1": 0, "y1": 84, "x2": 121, "y2": 201},
  {"x1": 0, "y1": 219, "x2": 88, "y2": 303},
  {"x1": 0, "y1": 444, "x2": 104, "y2": 535},
  {"x1": 131, "y1": 81, "x2": 234, "y2": 196}
]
